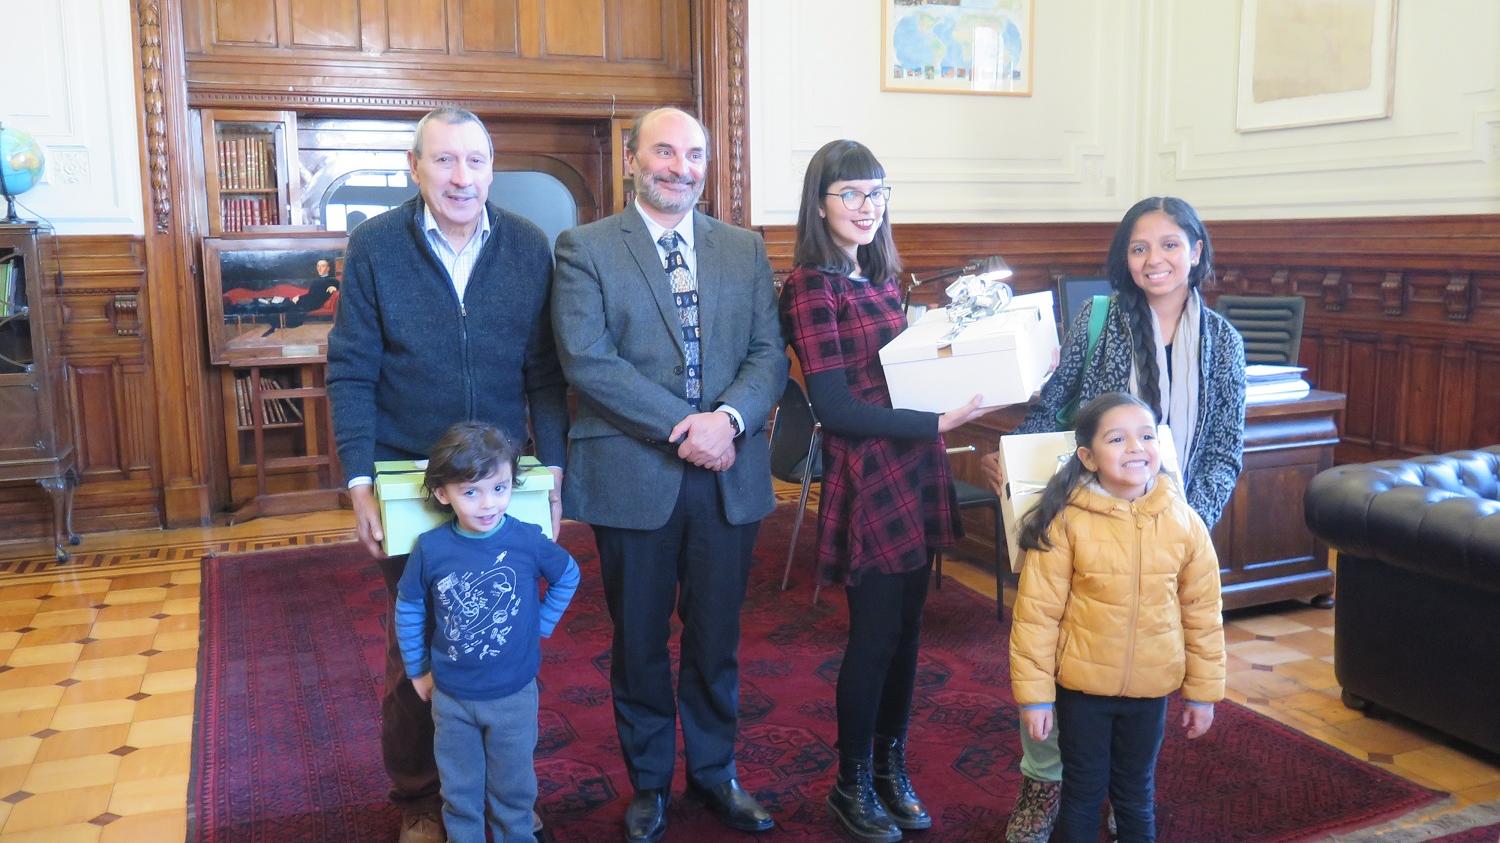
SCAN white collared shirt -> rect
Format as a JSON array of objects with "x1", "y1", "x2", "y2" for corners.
[
  {"x1": 423, "y1": 203, "x2": 492, "y2": 303},
  {"x1": 635, "y1": 200, "x2": 697, "y2": 278}
]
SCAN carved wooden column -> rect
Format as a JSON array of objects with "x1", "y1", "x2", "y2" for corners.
[
  {"x1": 699, "y1": 0, "x2": 749, "y2": 227},
  {"x1": 131, "y1": 0, "x2": 217, "y2": 525}
]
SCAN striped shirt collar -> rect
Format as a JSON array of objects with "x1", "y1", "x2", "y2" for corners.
[{"x1": 422, "y1": 201, "x2": 491, "y2": 254}]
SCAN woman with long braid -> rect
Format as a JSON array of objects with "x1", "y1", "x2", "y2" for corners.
[{"x1": 984, "y1": 196, "x2": 1246, "y2": 842}]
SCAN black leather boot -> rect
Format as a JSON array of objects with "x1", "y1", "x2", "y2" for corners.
[
  {"x1": 827, "y1": 756, "x2": 903, "y2": 842},
  {"x1": 873, "y1": 734, "x2": 932, "y2": 830}
]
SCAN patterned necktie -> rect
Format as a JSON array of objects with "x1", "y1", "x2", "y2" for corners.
[{"x1": 658, "y1": 231, "x2": 702, "y2": 409}]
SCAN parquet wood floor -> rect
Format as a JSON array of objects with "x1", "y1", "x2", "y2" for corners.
[{"x1": 0, "y1": 492, "x2": 1494, "y2": 841}]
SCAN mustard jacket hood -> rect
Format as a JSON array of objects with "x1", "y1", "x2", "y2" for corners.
[{"x1": 1009, "y1": 474, "x2": 1226, "y2": 706}]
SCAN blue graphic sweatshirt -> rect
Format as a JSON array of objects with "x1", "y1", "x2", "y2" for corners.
[{"x1": 395, "y1": 516, "x2": 580, "y2": 700}]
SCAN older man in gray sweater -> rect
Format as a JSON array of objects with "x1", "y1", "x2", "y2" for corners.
[{"x1": 328, "y1": 106, "x2": 568, "y2": 843}]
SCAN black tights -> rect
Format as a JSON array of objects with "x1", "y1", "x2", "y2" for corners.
[{"x1": 835, "y1": 564, "x2": 931, "y2": 760}]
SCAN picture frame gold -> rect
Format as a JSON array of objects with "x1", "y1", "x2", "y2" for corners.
[{"x1": 202, "y1": 233, "x2": 349, "y2": 366}]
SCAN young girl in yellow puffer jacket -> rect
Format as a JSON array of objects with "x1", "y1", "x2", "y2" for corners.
[{"x1": 1009, "y1": 392, "x2": 1225, "y2": 843}]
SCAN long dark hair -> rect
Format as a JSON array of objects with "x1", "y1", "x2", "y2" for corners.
[
  {"x1": 1017, "y1": 392, "x2": 1157, "y2": 553},
  {"x1": 1104, "y1": 196, "x2": 1215, "y2": 418},
  {"x1": 793, "y1": 139, "x2": 901, "y2": 283},
  {"x1": 423, "y1": 421, "x2": 523, "y2": 512}
]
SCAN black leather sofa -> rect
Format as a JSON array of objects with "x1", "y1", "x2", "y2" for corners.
[{"x1": 1304, "y1": 446, "x2": 1500, "y2": 756}]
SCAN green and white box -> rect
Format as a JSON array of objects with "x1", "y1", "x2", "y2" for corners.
[{"x1": 374, "y1": 456, "x2": 556, "y2": 557}]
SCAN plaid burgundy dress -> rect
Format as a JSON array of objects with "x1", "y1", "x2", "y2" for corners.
[{"x1": 779, "y1": 266, "x2": 961, "y2": 587}]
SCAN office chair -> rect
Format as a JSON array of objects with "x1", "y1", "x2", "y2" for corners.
[
  {"x1": 1213, "y1": 294, "x2": 1305, "y2": 365},
  {"x1": 768, "y1": 379, "x2": 823, "y2": 601},
  {"x1": 933, "y1": 446, "x2": 1006, "y2": 622}
]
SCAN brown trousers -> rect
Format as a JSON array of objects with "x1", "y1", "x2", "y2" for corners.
[{"x1": 377, "y1": 554, "x2": 442, "y2": 814}]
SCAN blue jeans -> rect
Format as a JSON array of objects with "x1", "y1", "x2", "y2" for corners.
[
  {"x1": 431, "y1": 680, "x2": 539, "y2": 843},
  {"x1": 1054, "y1": 687, "x2": 1167, "y2": 843}
]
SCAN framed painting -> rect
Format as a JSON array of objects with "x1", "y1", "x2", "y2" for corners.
[
  {"x1": 202, "y1": 233, "x2": 349, "y2": 365},
  {"x1": 1236, "y1": 0, "x2": 1398, "y2": 131},
  {"x1": 881, "y1": 0, "x2": 1034, "y2": 96}
]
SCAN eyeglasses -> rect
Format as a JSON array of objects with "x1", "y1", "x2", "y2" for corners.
[{"x1": 824, "y1": 186, "x2": 892, "y2": 210}]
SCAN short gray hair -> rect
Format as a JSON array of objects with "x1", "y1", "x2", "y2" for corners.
[
  {"x1": 412, "y1": 106, "x2": 493, "y2": 159},
  {"x1": 626, "y1": 107, "x2": 711, "y2": 160}
]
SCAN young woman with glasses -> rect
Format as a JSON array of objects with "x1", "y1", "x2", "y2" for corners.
[{"x1": 778, "y1": 139, "x2": 994, "y2": 842}]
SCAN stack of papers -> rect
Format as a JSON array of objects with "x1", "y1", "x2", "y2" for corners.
[{"x1": 1245, "y1": 364, "x2": 1311, "y2": 403}]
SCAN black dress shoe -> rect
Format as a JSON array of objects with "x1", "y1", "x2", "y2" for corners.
[
  {"x1": 688, "y1": 778, "x2": 774, "y2": 833},
  {"x1": 624, "y1": 788, "x2": 669, "y2": 843}
]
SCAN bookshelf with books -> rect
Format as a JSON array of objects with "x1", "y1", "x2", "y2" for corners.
[
  {"x1": 0, "y1": 223, "x2": 79, "y2": 560},
  {"x1": 201, "y1": 108, "x2": 300, "y2": 234},
  {"x1": 220, "y1": 363, "x2": 341, "y2": 520}
]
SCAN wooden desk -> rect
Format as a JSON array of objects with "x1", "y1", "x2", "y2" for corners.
[{"x1": 944, "y1": 390, "x2": 1345, "y2": 611}]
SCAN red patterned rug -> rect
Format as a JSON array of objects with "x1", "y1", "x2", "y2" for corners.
[{"x1": 191, "y1": 507, "x2": 1443, "y2": 842}]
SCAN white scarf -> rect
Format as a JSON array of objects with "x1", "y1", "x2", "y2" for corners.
[{"x1": 1129, "y1": 290, "x2": 1201, "y2": 484}]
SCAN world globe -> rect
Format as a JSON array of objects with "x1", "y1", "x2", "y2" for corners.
[{"x1": 0, "y1": 126, "x2": 45, "y2": 198}]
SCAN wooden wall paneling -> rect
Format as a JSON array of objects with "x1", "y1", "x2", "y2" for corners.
[
  {"x1": 289, "y1": 0, "x2": 360, "y2": 49},
  {"x1": 539, "y1": 0, "x2": 607, "y2": 57},
  {"x1": 616, "y1": 0, "x2": 667, "y2": 62},
  {"x1": 1474, "y1": 346, "x2": 1500, "y2": 447},
  {"x1": 1399, "y1": 339, "x2": 1443, "y2": 453},
  {"x1": 136, "y1": 0, "x2": 220, "y2": 525},
  {"x1": 384, "y1": 0, "x2": 448, "y2": 53},
  {"x1": 212, "y1": 0, "x2": 277, "y2": 45},
  {"x1": 454, "y1": 0, "x2": 517, "y2": 55}
]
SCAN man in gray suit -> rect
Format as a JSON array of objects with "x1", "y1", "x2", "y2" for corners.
[{"x1": 551, "y1": 107, "x2": 787, "y2": 843}]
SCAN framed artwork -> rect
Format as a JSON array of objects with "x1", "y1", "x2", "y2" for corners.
[
  {"x1": 1236, "y1": 0, "x2": 1398, "y2": 132},
  {"x1": 881, "y1": 0, "x2": 1034, "y2": 96},
  {"x1": 202, "y1": 233, "x2": 349, "y2": 365}
]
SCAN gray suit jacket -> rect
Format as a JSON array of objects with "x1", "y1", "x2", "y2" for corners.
[{"x1": 551, "y1": 205, "x2": 788, "y2": 530}]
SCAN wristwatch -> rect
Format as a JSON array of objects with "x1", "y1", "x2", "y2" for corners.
[{"x1": 720, "y1": 409, "x2": 743, "y2": 436}]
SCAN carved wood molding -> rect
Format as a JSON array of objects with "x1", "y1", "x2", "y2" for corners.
[
  {"x1": 108, "y1": 295, "x2": 142, "y2": 337},
  {"x1": 1380, "y1": 272, "x2": 1407, "y2": 316},
  {"x1": 1320, "y1": 271, "x2": 1346, "y2": 312},
  {"x1": 139, "y1": 0, "x2": 170, "y2": 233},
  {"x1": 187, "y1": 90, "x2": 656, "y2": 118},
  {"x1": 1269, "y1": 269, "x2": 1290, "y2": 295},
  {"x1": 725, "y1": 0, "x2": 747, "y2": 227},
  {"x1": 1445, "y1": 273, "x2": 1473, "y2": 321}
]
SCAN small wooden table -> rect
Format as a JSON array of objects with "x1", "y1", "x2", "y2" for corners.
[{"x1": 944, "y1": 390, "x2": 1345, "y2": 611}]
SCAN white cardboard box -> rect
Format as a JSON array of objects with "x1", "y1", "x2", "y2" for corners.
[
  {"x1": 997, "y1": 425, "x2": 1181, "y2": 572},
  {"x1": 879, "y1": 291, "x2": 1060, "y2": 412}
]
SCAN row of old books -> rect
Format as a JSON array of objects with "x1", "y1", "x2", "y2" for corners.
[
  {"x1": 1245, "y1": 364, "x2": 1311, "y2": 403},
  {"x1": 221, "y1": 197, "x2": 280, "y2": 232},
  {"x1": 217, "y1": 135, "x2": 277, "y2": 191},
  {"x1": 0, "y1": 256, "x2": 20, "y2": 318},
  {"x1": 233, "y1": 376, "x2": 305, "y2": 428}
]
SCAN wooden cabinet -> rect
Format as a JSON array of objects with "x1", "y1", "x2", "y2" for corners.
[
  {"x1": 201, "y1": 108, "x2": 300, "y2": 234},
  {"x1": 220, "y1": 363, "x2": 342, "y2": 519},
  {"x1": 0, "y1": 224, "x2": 79, "y2": 560}
]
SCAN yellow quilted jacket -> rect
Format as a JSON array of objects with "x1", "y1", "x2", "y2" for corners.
[{"x1": 1009, "y1": 474, "x2": 1226, "y2": 706}]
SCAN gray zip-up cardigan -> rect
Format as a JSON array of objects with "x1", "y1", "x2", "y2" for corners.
[
  {"x1": 327, "y1": 197, "x2": 569, "y2": 481},
  {"x1": 1017, "y1": 293, "x2": 1246, "y2": 528}
]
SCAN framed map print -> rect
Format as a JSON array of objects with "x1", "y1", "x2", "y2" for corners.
[{"x1": 881, "y1": 0, "x2": 1034, "y2": 96}]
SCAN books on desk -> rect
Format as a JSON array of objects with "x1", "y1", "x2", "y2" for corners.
[{"x1": 1245, "y1": 364, "x2": 1310, "y2": 403}]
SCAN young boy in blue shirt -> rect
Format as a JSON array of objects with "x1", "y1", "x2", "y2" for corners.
[{"x1": 395, "y1": 422, "x2": 580, "y2": 843}]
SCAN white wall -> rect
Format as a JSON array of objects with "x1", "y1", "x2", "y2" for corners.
[
  {"x1": 1, "y1": 0, "x2": 144, "y2": 235},
  {"x1": 750, "y1": 0, "x2": 1500, "y2": 225}
]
